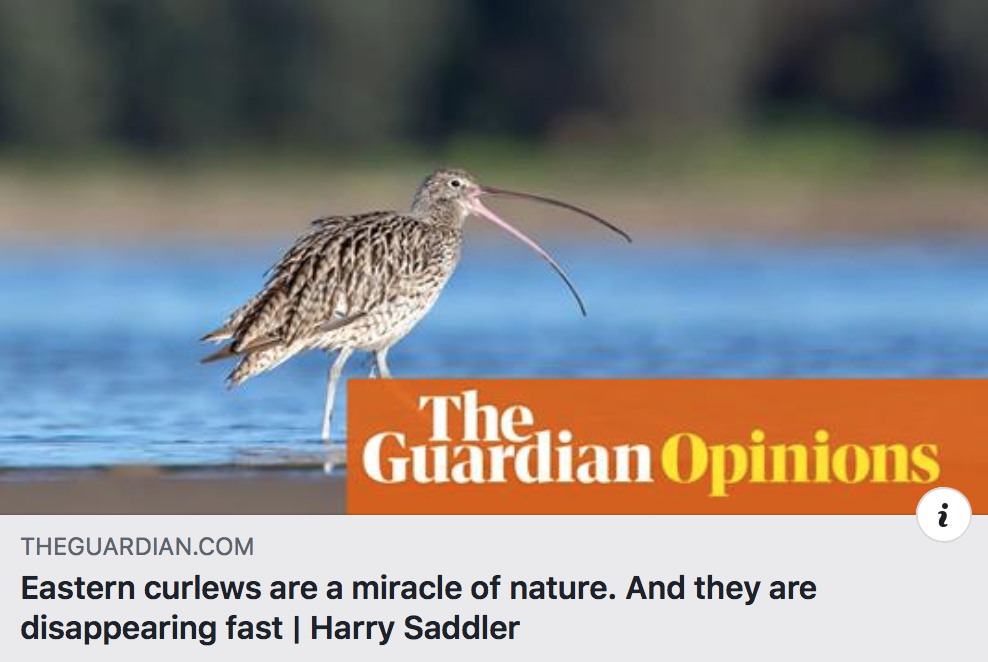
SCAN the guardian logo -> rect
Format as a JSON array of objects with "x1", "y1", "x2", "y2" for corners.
[{"x1": 361, "y1": 389, "x2": 941, "y2": 497}]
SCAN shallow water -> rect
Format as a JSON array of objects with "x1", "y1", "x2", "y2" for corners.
[{"x1": 3, "y1": 240, "x2": 988, "y2": 467}]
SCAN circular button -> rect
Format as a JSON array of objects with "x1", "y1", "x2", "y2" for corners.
[{"x1": 916, "y1": 487, "x2": 972, "y2": 542}]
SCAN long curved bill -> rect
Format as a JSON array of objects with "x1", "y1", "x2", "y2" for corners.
[
  {"x1": 468, "y1": 187, "x2": 629, "y2": 315},
  {"x1": 469, "y1": 186, "x2": 630, "y2": 315},
  {"x1": 480, "y1": 186, "x2": 632, "y2": 243},
  {"x1": 467, "y1": 196, "x2": 588, "y2": 315}
]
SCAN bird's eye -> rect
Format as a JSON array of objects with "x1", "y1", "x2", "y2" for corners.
[{"x1": 449, "y1": 179, "x2": 462, "y2": 189}]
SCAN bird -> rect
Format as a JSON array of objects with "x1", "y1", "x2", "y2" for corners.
[{"x1": 201, "y1": 168, "x2": 630, "y2": 458}]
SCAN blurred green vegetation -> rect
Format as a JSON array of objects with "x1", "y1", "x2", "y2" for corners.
[
  {"x1": 0, "y1": 0, "x2": 987, "y2": 177},
  {"x1": 4, "y1": 123, "x2": 988, "y2": 195}
]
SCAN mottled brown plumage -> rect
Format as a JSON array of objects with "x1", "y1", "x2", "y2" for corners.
[
  {"x1": 202, "y1": 168, "x2": 629, "y2": 453},
  {"x1": 203, "y1": 210, "x2": 461, "y2": 384}
]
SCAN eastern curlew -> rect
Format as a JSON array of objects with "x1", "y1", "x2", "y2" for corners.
[{"x1": 201, "y1": 168, "x2": 630, "y2": 457}]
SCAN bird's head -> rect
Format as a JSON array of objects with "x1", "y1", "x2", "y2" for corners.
[
  {"x1": 412, "y1": 167, "x2": 632, "y2": 316},
  {"x1": 412, "y1": 168, "x2": 481, "y2": 219}
]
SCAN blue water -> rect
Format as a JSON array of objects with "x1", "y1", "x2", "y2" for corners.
[{"x1": 3, "y1": 240, "x2": 988, "y2": 468}]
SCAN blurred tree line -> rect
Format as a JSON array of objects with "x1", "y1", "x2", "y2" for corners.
[{"x1": 0, "y1": 0, "x2": 986, "y2": 154}]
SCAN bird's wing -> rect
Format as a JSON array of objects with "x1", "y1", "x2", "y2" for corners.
[{"x1": 211, "y1": 212, "x2": 430, "y2": 355}]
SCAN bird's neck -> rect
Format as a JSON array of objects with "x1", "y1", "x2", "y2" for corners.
[{"x1": 412, "y1": 200, "x2": 469, "y2": 229}]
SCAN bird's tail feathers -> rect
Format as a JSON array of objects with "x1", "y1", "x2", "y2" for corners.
[
  {"x1": 201, "y1": 325, "x2": 233, "y2": 343},
  {"x1": 227, "y1": 345, "x2": 295, "y2": 387},
  {"x1": 201, "y1": 344, "x2": 237, "y2": 364}
]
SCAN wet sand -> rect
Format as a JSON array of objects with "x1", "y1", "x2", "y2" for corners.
[{"x1": 0, "y1": 468, "x2": 345, "y2": 515}]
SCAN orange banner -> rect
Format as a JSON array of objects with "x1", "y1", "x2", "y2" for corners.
[{"x1": 346, "y1": 380, "x2": 986, "y2": 514}]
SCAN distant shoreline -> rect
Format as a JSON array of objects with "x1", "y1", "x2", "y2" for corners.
[{"x1": 1, "y1": 151, "x2": 987, "y2": 242}]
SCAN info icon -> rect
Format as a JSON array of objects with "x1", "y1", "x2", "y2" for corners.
[{"x1": 916, "y1": 487, "x2": 972, "y2": 542}]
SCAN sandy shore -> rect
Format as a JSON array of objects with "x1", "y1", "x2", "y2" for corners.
[
  {"x1": 0, "y1": 468, "x2": 345, "y2": 515},
  {"x1": 2, "y1": 166, "x2": 988, "y2": 242}
]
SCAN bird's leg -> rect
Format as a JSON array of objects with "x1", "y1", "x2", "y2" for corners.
[
  {"x1": 375, "y1": 348, "x2": 392, "y2": 379},
  {"x1": 322, "y1": 348, "x2": 353, "y2": 472}
]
